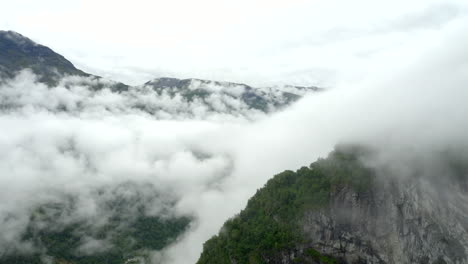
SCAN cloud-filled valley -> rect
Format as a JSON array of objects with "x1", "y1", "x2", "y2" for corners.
[{"x1": 1, "y1": 4, "x2": 468, "y2": 264}]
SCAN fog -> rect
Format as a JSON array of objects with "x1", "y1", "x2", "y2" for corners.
[
  {"x1": 1, "y1": 10, "x2": 468, "y2": 264},
  {"x1": 0, "y1": 72, "x2": 275, "y2": 121}
]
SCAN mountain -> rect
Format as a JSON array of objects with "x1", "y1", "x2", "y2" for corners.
[
  {"x1": 197, "y1": 145, "x2": 468, "y2": 264},
  {"x1": 0, "y1": 30, "x2": 128, "y2": 91},
  {"x1": 0, "y1": 31, "x2": 321, "y2": 118},
  {"x1": 0, "y1": 31, "x2": 88, "y2": 85},
  {"x1": 0, "y1": 31, "x2": 326, "y2": 264},
  {"x1": 144, "y1": 77, "x2": 320, "y2": 113}
]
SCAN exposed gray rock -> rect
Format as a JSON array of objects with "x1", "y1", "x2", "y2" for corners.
[{"x1": 299, "y1": 177, "x2": 468, "y2": 264}]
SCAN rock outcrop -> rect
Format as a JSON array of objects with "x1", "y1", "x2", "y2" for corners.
[{"x1": 298, "y1": 176, "x2": 468, "y2": 264}]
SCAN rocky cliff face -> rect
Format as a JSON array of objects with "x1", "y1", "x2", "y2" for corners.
[{"x1": 296, "y1": 177, "x2": 468, "y2": 264}]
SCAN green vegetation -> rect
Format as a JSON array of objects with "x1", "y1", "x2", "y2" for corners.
[
  {"x1": 0, "y1": 214, "x2": 190, "y2": 264},
  {"x1": 197, "y1": 145, "x2": 375, "y2": 264},
  {"x1": 305, "y1": 248, "x2": 338, "y2": 264},
  {"x1": 0, "y1": 183, "x2": 192, "y2": 264}
]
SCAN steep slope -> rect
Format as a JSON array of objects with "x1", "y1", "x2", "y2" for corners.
[
  {"x1": 197, "y1": 145, "x2": 468, "y2": 264},
  {"x1": 0, "y1": 30, "x2": 128, "y2": 91},
  {"x1": 0, "y1": 31, "x2": 321, "y2": 117},
  {"x1": 0, "y1": 31, "x2": 88, "y2": 85}
]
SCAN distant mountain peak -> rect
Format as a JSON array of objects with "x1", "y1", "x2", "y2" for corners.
[
  {"x1": 144, "y1": 77, "x2": 193, "y2": 89},
  {"x1": 0, "y1": 30, "x2": 37, "y2": 47},
  {"x1": 0, "y1": 30, "x2": 89, "y2": 85},
  {"x1": 144, "y1": 77, "x2": 251, "y2": 89},
  {"x1": 142, "y1": 76, "x2": 320, "y2": 112},
  {"x1": 0, "y1": 31, "x2": 320, "y2": 115}
]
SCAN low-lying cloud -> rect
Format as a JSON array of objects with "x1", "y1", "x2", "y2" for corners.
[
  {"x1": 0, "y1": 72, "x2": 317, "y2": 122},
  {"x1": 1, "y1": 14, "x2": 468, "y2": 264}
]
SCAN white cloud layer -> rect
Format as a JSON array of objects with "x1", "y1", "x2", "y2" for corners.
[{"x1": 1, "y1": 72, "x2": 314, "y2": 121}]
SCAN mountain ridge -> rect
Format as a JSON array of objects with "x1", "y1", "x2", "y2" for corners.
[
  {"x1": 0, "y1": 30, "x2": 89, "y2": 84},
  {"x1": 0, "y1": 30, "x2": 319, "y2": 93},
  {"x1": 0, "y1": 30, "x2": 321, "y2": 115}
]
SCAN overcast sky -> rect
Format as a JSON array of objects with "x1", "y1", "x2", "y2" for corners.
[{"x1": 1, "y1": 0, "x2": 467, "y2": 86}]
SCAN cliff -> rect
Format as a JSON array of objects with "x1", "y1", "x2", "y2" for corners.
[{"x1": 197, "y1": 145, "x2": 468, "y2": 264}]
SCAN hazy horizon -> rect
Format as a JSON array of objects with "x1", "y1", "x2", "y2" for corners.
[{"x1": 2, "y1": 0, "x2": 466, "y2": 86}]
